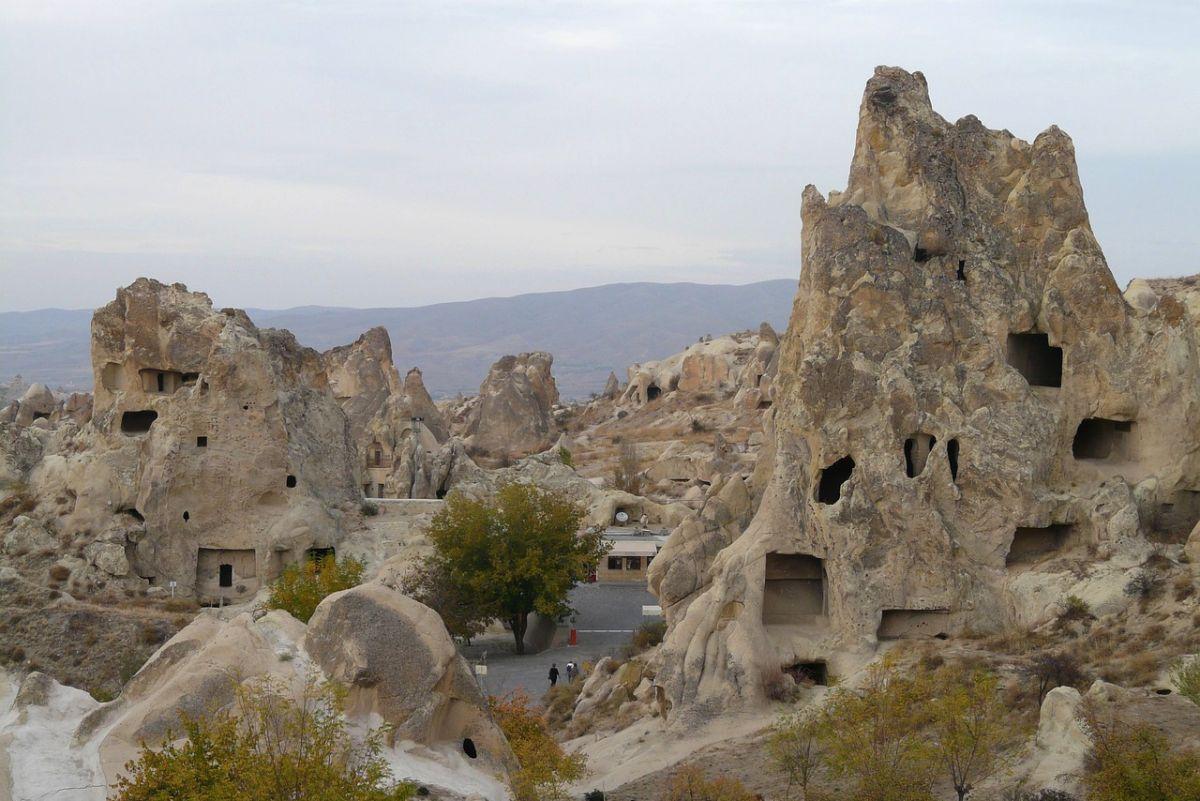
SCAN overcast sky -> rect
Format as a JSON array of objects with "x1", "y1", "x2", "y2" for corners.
[{"x1": 1, "y1": 1, "x2": 1197, "y2": 312}]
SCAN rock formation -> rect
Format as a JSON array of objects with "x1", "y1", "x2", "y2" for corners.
[
  {"x1": 464, "y1": 352, "x2": 561, "y2": 466},
  {"x1": 622, "y1": 329, "x2": 775, "y2": 408},
  {"x1": 17, "y1": 279, "x2": 360, "y2": 603},
  {"x1": 0, "y1": 582, "x2": 513, "y2": 800},
  {"x1": 653, "y1": 67, "x2": 1200, "y2": 722},
  {"x1": 323, "y1": 327, "x2": 474, "y2": 499}
]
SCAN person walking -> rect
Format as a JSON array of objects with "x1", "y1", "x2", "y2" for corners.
[
  {"x1": 565, "y1": 661, "x2": 576, "y2": 683},
  {"x1": 548, "y1": 663, "x2": 560, "y2": 687}
]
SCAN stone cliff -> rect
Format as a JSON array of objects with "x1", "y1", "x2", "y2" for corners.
[{"x1": 652, "y1": 67, "x2": 1200, "y2": 722}]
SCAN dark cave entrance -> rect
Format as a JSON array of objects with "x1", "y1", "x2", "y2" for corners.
[
  {"x1": 1072, "y1": 418, "x2": 1134, "y2": 460},
  {"x1": 120, "y1": 410, "x2": 158, "y2": 434},
  {"x1": 1006, "y1": 332, "x2": 1063, "y2": 388},
  {"x1": 816, "y1": 456, "x2": 855, "y2": 504}
]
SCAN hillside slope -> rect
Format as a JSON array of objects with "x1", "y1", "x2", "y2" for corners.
[{"x1": 0, "y1": 280, "x2": 794, "y2": 398}]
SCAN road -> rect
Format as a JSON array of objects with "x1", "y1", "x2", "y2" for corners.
[{"x1": 466, "y1": 582, "x2": 656, "y2": 699}]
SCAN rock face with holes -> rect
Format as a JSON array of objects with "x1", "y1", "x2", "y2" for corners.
[
  {"x1": 22, "y1": 279, "x2": 360, "y2": 601},
  {"x1": 323, "y1": 327, "x2": 472, "y2": 499},
  {"x1": 463, "y1": 352, "x2": 561, "y2": 466},
  {"x1": 622, "y1": 328, "x2": 778, "y2": 410},
  {"x1": 653, "y1": 67, "x2": 1200, "y2": 723}
]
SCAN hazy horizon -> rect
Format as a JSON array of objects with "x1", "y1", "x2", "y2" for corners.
[{"x1": 3, "y1": 2, "x2": 1198, "y2": 312}]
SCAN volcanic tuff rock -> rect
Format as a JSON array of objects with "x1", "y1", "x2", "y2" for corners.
[
  {"x1": 652, "y1": 67, "x2": 1200, "y2": 722},
  {"x1": 323, "y1": 327, "x2": 473, "y2": 499},
  {"x1": 0, "y1": 587, "x2": 512, "y2": 800},
  {"x1": 464, "y1": 351, "x2": 561, "y2": 466},
  {"x1": 17, "y1": 279, "x2": 360, "y2": 602}
]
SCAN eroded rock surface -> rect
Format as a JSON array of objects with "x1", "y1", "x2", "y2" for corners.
[
  {"x1": 654, "y1": 67, "x2": 1200, "y2": 722},
  {"x1": 464, "y1": 352, "x2": 561, "y2": 466}
]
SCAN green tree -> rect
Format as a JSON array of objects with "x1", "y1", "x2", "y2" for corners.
[
  {"x1": 401, "y1": 559, "x2": 491, "y2": 643},
  {"x1": 112, "y1": 674, "x2": 414, "y2": 801},
  {"x1": 928, "y1": 667, "x2": 1014, "y2": 801},
  {"x1": 417, "y1": 483, "x2": 607, "y2": 653},
  {"x1": 266, "y1": 554, "x2": 365, "y2": 623},
  {"x1": 814, "y1": 659, "x2": 937, "y2": 801}
]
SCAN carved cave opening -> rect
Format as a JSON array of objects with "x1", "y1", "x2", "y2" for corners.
[
  {"x1": 784, "y1": 661, "x2": 828, "y2": 687},
  {"x1": 816, "y1": 456, "x2": 855, "y2": 504},
  {"x1": 877, "y1": 609, "x2": 951, "y2": 640},
  {"x1": 762, "y1": 553, "x2": 825, "y2": 624},
  {"x1": 1072, "y1": 418, "x2": 1135, "y2": 460},
  {"x1": 947, "y1": 438, "x2": 960, "y2": 481},
  {"x1": 120, "y1": 410, "x2": 158, "y2": 435},
  {"x1": 1152, "y1": 490, "x2": 1200, "y2": 542},
  {"x1": 1006, "y1": 332, "x2": 1063, "y2": 388},
  {"x1": 1006, "y1": 524, "x2": 1072, "y2": 566},
  {"x1": 646, "y1": 384, "x2": 662, "y2": 402},
  {"x1": 904, "y1": 433, "x2": 937, "y2": 478}
]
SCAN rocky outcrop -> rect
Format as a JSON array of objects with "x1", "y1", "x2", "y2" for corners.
[
  {"x1": 653, "y1": 67, "x2": 1200, "y2": 722},
  {"x1": 323, "y1": 327, "x2": 465, "y2": 499},
  {"x1": 622, "y1": 331, "x2": 772, "y2": 407},
  {"x1": 306, "y1": 583, "x2": 513, "y2": 770},
  {"x1": 464, "y1": 352, "x2": 560, "y2": 466},
  {"x1": 0, "y1": 589, "x2": 513, "y2": 801},
  {"x1": 21, "y1": 279, "x2": 360, "y2": 602}
]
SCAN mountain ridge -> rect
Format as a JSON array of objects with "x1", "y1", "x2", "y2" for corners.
[{"x1": 0, "y1": 279, "x2": 796, "y2": 399}]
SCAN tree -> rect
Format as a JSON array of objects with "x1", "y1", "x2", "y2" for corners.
[
  {"x1": 490, "y1": 690, "x2": 586, "y2": 801},
  {"x1": 401, "y1": 559, "x2": 490, "y2": 643},
  {"x1": 612, "y1": 442, "x2": 644, "y2": 495},
  {"x1": 1080, "y1": 700, "x2": 1200, "y2": 801},
  {"x1": 419, "y1": 482, "x2": 606, "y2": 653},
  {"x1": 112, "y1": 674, "x2": 414, "y2": 801},
  {"x1": 768, "y1": 711, "x2": 822, "y2": 800},
  {"x1": 660, "y1": 765, "x2": 757, "y2": 801},
  {"x1": 266, "y1": 554, "x2": 365, "y2": 623},
  {"x1": 813, "y1": 660, "x2": 937, "y2": 801},
  {"x1": 928, "y1": 667, "x2": 1014, "y2": 801}
]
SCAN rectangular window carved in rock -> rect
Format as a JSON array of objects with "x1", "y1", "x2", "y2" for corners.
[
  {"x1": 762, "y1": 553, "x2": 825, "y2": 624},
  {"x1": 1006, "y1": 332, "x2": 1063, "y2": 387}
]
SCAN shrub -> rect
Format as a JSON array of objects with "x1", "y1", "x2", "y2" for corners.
[
  {"x1": 660, "y1": 764, "x2": 755, "y2": 801},
  {"x1": 112, "y1": 674, "x2": 414, "y2": 801},
  {"x1": 1123, "y1": 570, "x2": 1159, "y2": 598},
  {"x1": 1170, "y1": 656, "x2": 1200, "y2": 706},
  {"x1": 1080, "y1": 702, "x2": 1200, "y2": 801},
  {"x1": 360, "y1": 501, "x2": 380, "y2": 517},
  {"x1": 266, "y1": 555, "x2": 365, "y2": 623},
  {"x1": 1022, "y1": 650, "x2": 1087, "y2": 705},
  {"x1": 557, "y1": 446, "x2": 574, "y2": 468},
  {"x1": 489, "y1": 690, "x2": 585, "y2": 801},
  {"x1": 1057, "y1": 595, "x2": 1091, "y2": 623},
  {"x1": 48, "y1": 564, "x2": 70, "y2": 582},
  {"x1": 768, "y1": 712, "x2": 821, "y2": 799},
  {"x1": 629, "y1": 620, "x2": 666, "y2": 653},
  {"x1": 584, "y1": 791, "x2": 605, "y2": 801}
]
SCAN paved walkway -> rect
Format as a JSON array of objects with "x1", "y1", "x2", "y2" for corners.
[{"x1": 465, "y1": 582, "x2": 656, "y2": 698}]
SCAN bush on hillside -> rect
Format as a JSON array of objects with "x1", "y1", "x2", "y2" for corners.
[{"x1": 266, "y1": 555, "x2": 364, "y2": 623}]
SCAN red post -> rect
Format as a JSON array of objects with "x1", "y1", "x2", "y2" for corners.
[{"x1": 568, "y1": 627, "x2": 578, "y2": 646}]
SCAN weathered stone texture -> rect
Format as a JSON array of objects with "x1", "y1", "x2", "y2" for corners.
[{"x1": 654, "y1": 67, "x2": 1200, "y2": 722}]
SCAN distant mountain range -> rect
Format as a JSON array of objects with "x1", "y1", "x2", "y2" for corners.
[{"x1": 0, "y1": 280, "x2": 796, "y2": 399}]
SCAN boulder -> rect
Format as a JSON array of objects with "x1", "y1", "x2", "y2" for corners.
[
  {"x1": 2, "y1": 515, "x2": 56, "y2": 555},
  {"x1": 304, "y1": 582, "x2": 514, "y2": 771}
]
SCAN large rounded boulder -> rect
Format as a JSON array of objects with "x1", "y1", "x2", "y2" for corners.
[{"x1": 304, "y1": 582, "x2": 514, "y2": 771}]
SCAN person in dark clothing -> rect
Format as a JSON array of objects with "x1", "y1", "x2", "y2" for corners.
[{"x1": 548, "y1": 663, "x2": 560, "y2": 687}]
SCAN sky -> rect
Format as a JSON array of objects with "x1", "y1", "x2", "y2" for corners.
[{"x1": 1, "y1": 1, "x2": 1197, "y2": 312}]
